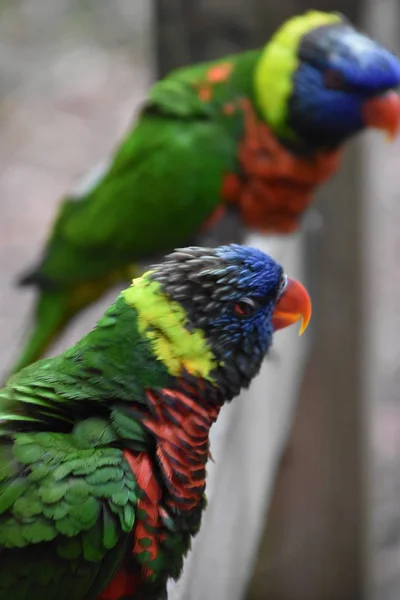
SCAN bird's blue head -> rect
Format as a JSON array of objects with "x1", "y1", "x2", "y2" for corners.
[
  {"x1": 150, "y1": 244, "x2": 311, "y2": 398},
  {"x1": 256, "y1": 11, "x2": 400, "y2": 149}
]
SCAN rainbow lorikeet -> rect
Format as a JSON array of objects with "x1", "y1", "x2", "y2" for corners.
[
  {"x1": 0, "y1": 244, "x2": 311, "y2": 600},
  {"x1": 12, "y1": 10, "x2": 400, "y2": 374}
]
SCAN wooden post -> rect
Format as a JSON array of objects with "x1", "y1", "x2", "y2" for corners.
[
  {"x1": 247, "y1": 144, "x2": 364, "y2": 600},
  {"x1": 362, "y1": 2, "x2": 400, "y2": 599}
]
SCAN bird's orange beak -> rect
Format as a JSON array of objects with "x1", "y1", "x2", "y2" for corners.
[
  {"x1": 272, "y1": 277, "x2": 312, "y2": 336},
  {"x1": 362, "y1": 91, "x2": 400, "y2": 140}
]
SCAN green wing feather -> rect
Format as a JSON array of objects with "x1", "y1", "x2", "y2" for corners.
[
  {"x1": 0, "y1": 422, "x2": 137, "y2": 600},
  {"x1": 0, "y1": 331, "x2": 144, "y2": 600}
]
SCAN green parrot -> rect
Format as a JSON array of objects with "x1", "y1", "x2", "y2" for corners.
[
  {"x1": 12, "y1": 10, "x2": 400, "y2": 374},
  {"x1": 0, "y1": 244, "x2": 311, "y2": 600}
]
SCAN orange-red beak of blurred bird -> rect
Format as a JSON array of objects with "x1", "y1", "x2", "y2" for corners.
[
  {"x1": 272, "y1": 277, "x2": 312, "y2": 336},
  {"x1": 362, "y1": 91, "x2": 400, "y2": 140}
]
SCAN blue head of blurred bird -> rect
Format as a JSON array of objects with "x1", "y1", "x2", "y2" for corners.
[{"x1": 257, "y1": 10, "x2": 400, "y2": 148}]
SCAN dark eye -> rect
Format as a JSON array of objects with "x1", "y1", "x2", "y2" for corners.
[
  {"x1": 324, "y1": 69, "x2": 345, "y2": 90},
  {"x1": 234, "y1": 297, "x2": 258, "y2": 318}
]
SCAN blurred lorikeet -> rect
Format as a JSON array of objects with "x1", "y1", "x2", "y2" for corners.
[
  {"x1": 12, "y1": 10, "x2": 400, "y2": 374},
  {"x1": 0, "y1": 244, "x2": 311, "y2": 600}
]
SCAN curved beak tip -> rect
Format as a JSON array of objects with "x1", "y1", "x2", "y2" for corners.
[
  {"x1": 363, "y1": 91, "x2": 400, "y2": 141},
  {"x1": 298, "y1": 313, "x2": 311, "y2": 336},
  {"x1": 272, "y1": 277, "x2": 312, "y2": 336}
]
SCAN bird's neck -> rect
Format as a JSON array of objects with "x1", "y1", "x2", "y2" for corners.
[
  {"x1": 138, "y1": 374, "x2": 224, "y2": 513},
  {"x1": 221, "y1": 98, "x2": 342, "y2": 233}
]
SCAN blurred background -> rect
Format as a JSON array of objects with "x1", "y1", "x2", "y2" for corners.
[{"x1": 0, "y1": 0, "x2": 399, "y2": 599}]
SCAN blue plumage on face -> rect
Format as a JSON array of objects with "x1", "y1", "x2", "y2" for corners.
[
  {"x1": 206, "y1": 245, "x2": 285, "y2": 358},
  {"x1": 151, "y1": 245, "x2": 285, "y2": 389},
  {"x1": 289, "y1": 23, "x2": 400, "y2": 148}
]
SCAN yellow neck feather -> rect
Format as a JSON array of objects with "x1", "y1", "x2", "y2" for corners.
[
  {"x1": 123, "y1": 273, "x2": 217, "y2": 380},
  {"x1": 255, "y1": 11, "x2": 342, "y2": 139}
]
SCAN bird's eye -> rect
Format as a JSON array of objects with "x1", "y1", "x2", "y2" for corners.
[
  {"x1": 234, "y1": 297, "x2": 258, "y2": 318},
  {"x1": 277, "y1": 273, "x2": 288, "y2": 299},
  {"x1": 324, "y1": 69, "x2": 345, "y2": 90}
]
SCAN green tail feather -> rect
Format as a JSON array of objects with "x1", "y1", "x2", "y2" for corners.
[
  {"x1": 9, "y1": 263, "x2": 142, "y2": 379},
  {"x1": 9, "y1": 291, "x2": 69, "y2": 377}
]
